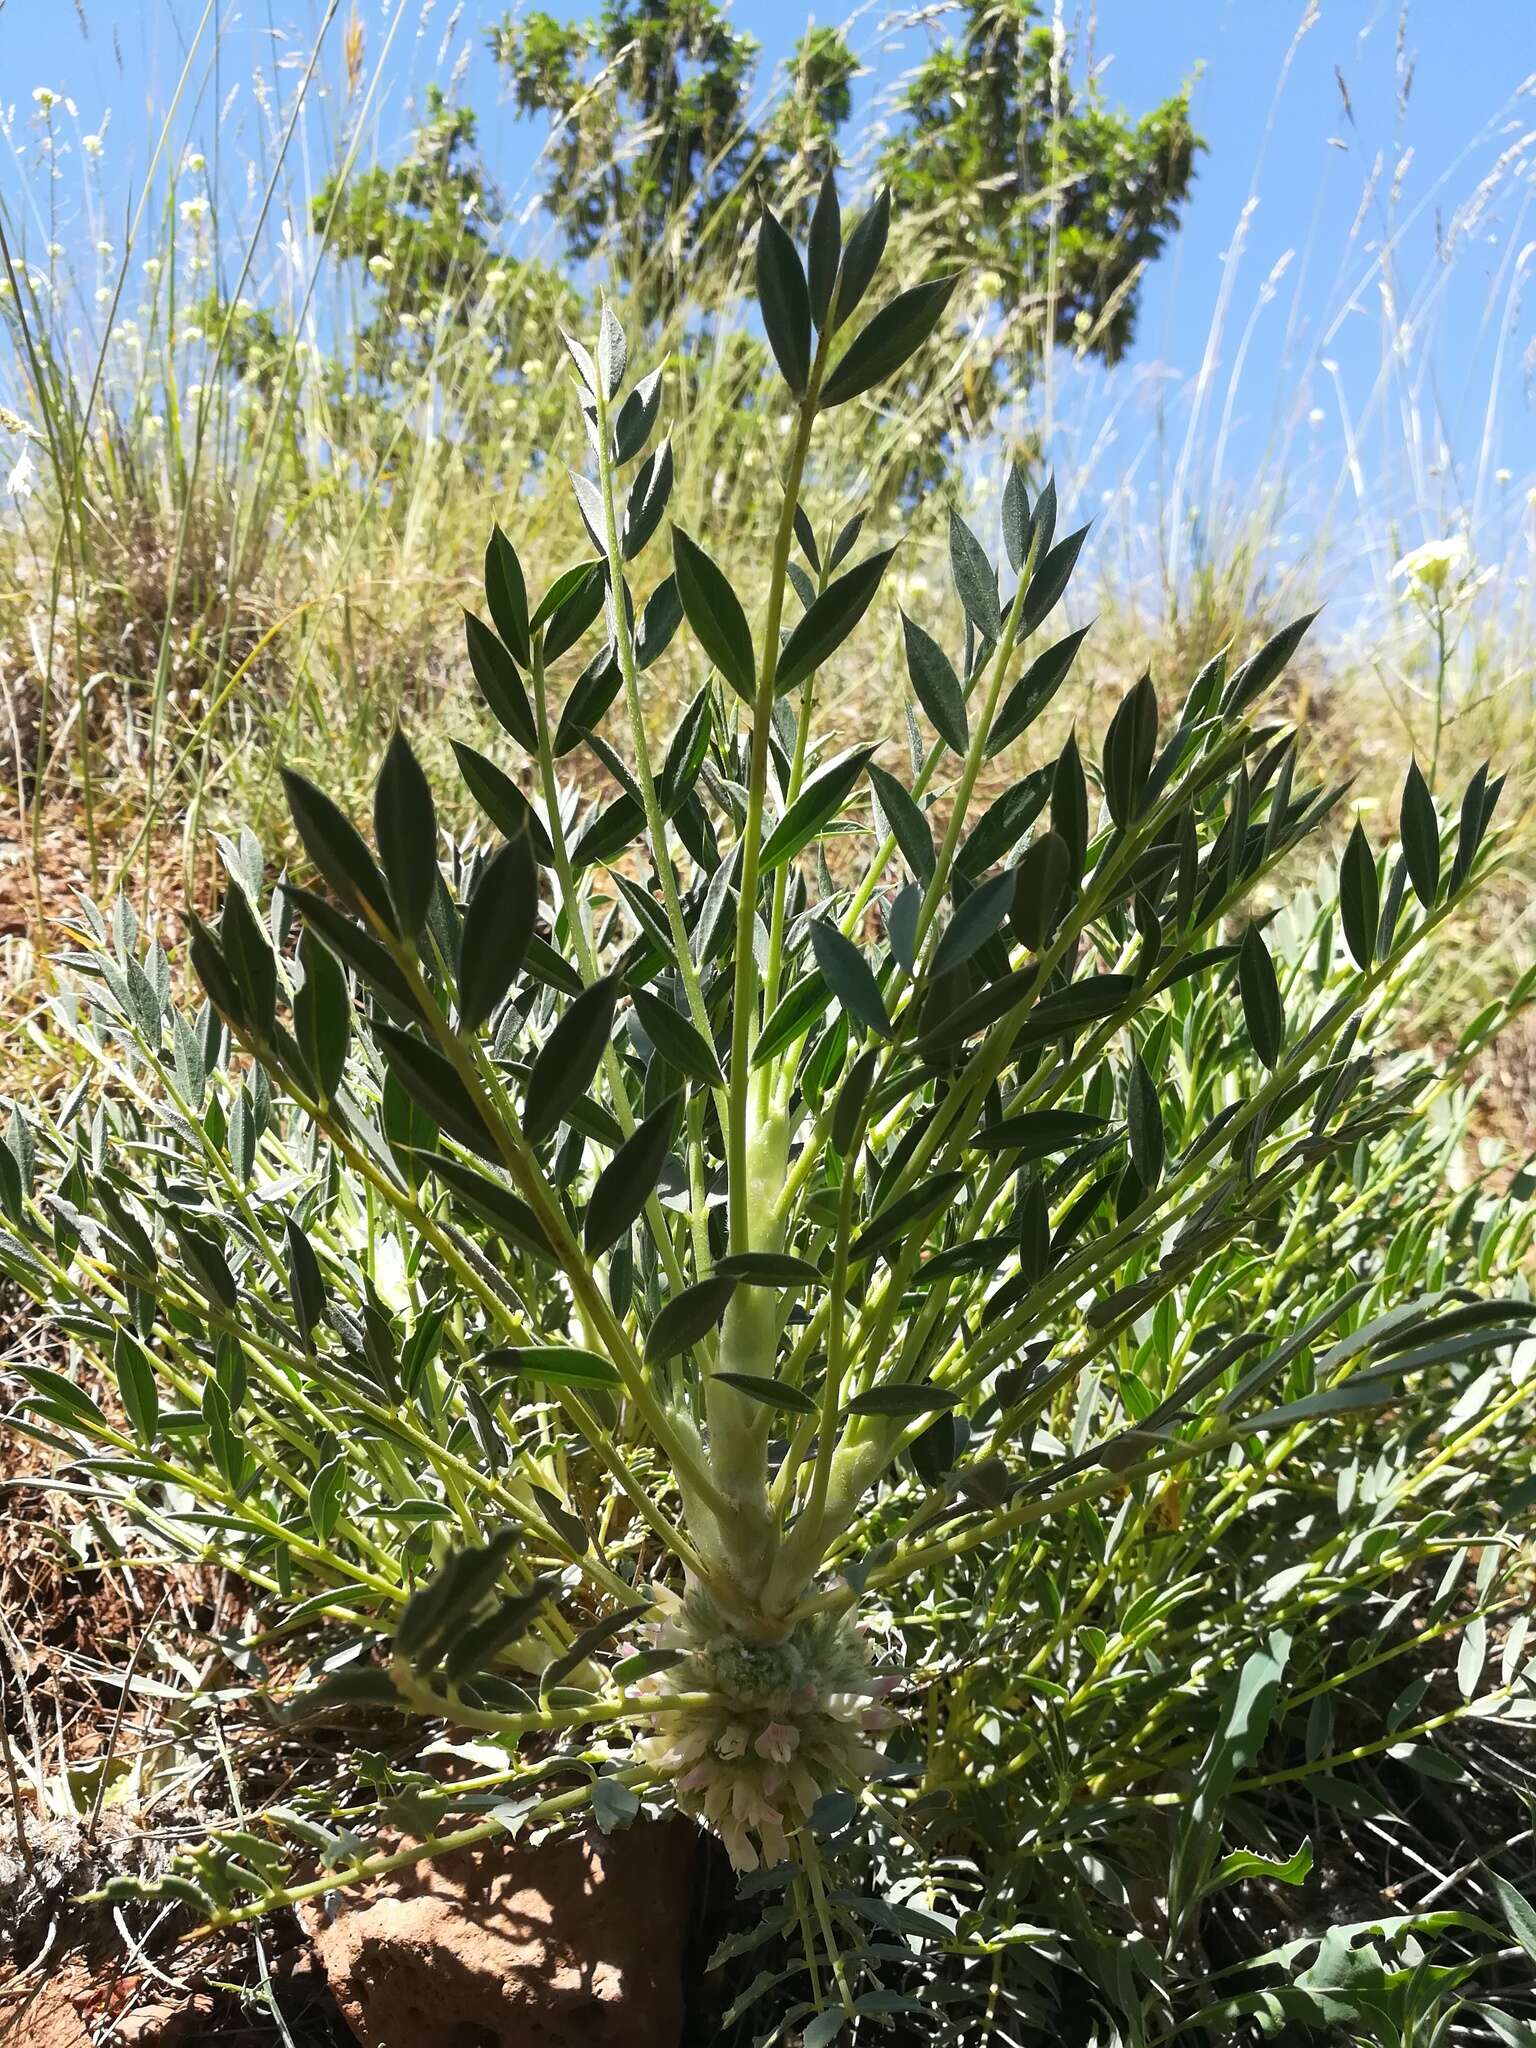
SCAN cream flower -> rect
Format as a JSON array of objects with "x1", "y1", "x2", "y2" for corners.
[
  {"x1": 635, "y1": 1585, "x2": 893, "y2": 1871},
  {"x1": 1391, "y1": 536, "x2": 1468, "y2": 595}
]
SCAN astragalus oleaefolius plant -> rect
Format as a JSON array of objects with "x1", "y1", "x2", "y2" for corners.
[{"x1": 3, "y1": 175, "x2": 1527, "y2": 2008}]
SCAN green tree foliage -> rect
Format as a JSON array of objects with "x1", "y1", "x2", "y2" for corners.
[
  {"x1": 312, "y1": 87, "x2": 574, "y2": 377},
  {"x1": 884, "y1": 0, "x2": 1201, "y2": 368},
  {"x1": 487, "y1": 2, "x2": 854, "y2": 316},
  {"x1": 487, "y1": 0, "x2": 1198, "y2": 476}
]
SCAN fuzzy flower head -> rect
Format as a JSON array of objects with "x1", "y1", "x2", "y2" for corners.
[
  {"x1": 1392, "y1": 536, "x2": 1469, "y2": 598},
  {"x1": 633, "y1": 1585, "x2": 899, "y2": 1873}
]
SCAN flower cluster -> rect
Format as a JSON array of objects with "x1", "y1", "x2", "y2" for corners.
[{"x1": 633, "y1": 1585, "x2": 897, "y2": 1871}]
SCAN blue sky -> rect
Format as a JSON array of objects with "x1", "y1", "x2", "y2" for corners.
[{"x1": 7, "y1": 2, "x2": 1536, "y2": 604}]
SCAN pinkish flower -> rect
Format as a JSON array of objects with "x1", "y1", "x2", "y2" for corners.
[{"x1": 754, "y1": 1721, "x2": 800, "y2": 1763}]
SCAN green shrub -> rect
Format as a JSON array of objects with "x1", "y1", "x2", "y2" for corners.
[{"x1": 5, "y1": 175, "x2": 1534, "y2": 2039}]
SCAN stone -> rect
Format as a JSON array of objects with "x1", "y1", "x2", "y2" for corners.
[
  {"x1": 8, "y1": 1974, "x2": 90, "y2": 2048},
  {"x1": 303, "y1": 1818, "x2": 695, "y2": 2048}
]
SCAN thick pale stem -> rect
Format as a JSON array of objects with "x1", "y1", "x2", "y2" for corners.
[{"x1": 702, "y1": 1102, "x2": 789, "y2": 1607}]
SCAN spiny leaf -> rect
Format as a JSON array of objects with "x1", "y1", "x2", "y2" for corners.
[
  {"x1": 1399, "y1": 759, "x2": 1441, "y2": 909},
  {"x1": 294, "y1": 929, "x2": 350, "y2": 1101},
  {"x1": 623, "y1": 437, "x2": 673, "y2": 561},
  {"x1": 989, "y1": 625, "x2": 1091, "y2": 758},
  {"x1": 501, "y1": 1345, "x2": 621, "y2": 1389},
  {"x1": 714, "y1": 1372, "x2": 820, "y2": 1416},
  {"x1": 831, "y1": 186, "x2": 889, "y2": 333},
  {"x1": 1220, "y1": 611, "x2": 1319, "y2": 716},
  {"x1": 373, "y1": 1022, "x2": 497, "y2": 1158},
  {"x1": 596, "y1": 303, "x2": 627, "y2": 399},
  {"x1": 845, "y1": 1382, "x2": 961, "y2": 1418},
  {"x1": 1009, "y1": 830, "x2": 1071, "y2": 951},
  {"x1": 1339, "y1": 821, "x2": 1380, "y2": 971},
  {"x1": 807, "y1": 169, "x2": 841, "y2": 330},
  {"x1": 543, "y1": 562, "x2": 606, "y2": 664},
  {"x1": 286, "y1": 886, "x2": 426, "y2": 1029},
  {"x1": 113, "y1": 1332, "x2": 158, "y2": 1445},
  {"x1": 1019, "y1": 524, "x2": 1090, "y2": 637},
  {"x1": 450, "y1": 742, "x2": 554, "y2": 864},
  {"x1": 614, "y1": 365, "x2": 664, "y2": 464},
  {"x1": 930, "y1": 869, "x2": 1015, "y2": 979},
  {"x1": 867, "y1": 761, "x2": 935, "y2": 884},
  {"x1": 1002, "y1": 463, "x2": 1030, "y2": 573},
  {"x1": 713, "y1": 1252, "x2": 825, "y2": 1288},
  {"x1": 1128, "y1": 1052, "x2": 1165, "y2": 1187},
  {"x1": 485, "y1": 527, "x2": 531, "y2": 667},
  {"x1": 1101, "y1": 675, "x2": 1159, "y2": 827}
]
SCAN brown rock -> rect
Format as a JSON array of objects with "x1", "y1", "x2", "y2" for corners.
[
  {"x1": 303, "y1": 1819, "x2": 695, "y2": 2048},
  {"x1": 113, "y1": 1993, "x2": 219, "y2": 2044},
  {"x1": 6, "y1": 1975, "x2": 90, "y2": 2048}
]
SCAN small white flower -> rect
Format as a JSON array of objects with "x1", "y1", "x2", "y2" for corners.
[
  {"x1": 143, "y1": 257, "x2": 162, "y2": 282},
  {"x1": 83, "y1": 134, "x2": 104, "y2": 157},
  {"x1": 32, "y1": 87, "x2": 58, "y2": 112},
  {"x1": 7, "y1": 448, "x2": 37, "y2": 499},
  {"x1": 96, "y1": 239, "x2": 112, "y2": 258},
  {"x1": 180, "y1": 195, "x2": 209, "y2": 225},
  {"x1": 1391, "y1": 536, "x2": 1468, "y2": 596},
  {"x1": 185, "y1": 152, "x2": 206, "y2": 173},
  {"x1": 1496, "y1": 468, "x2": 1512, "y2": 484},
  {"x1": 1308, "y1": 406, "x2": 1325, "y2": 425},
  {"x1": 367, "y1": 252, "x2": 394, "y2": 279}
]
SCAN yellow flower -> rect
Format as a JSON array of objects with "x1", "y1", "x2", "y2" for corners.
[{"x1": 1391, "y1": 536, "x2": 1468, "y2": 595}]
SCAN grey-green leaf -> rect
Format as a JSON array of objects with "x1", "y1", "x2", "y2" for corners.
[
  {"x1": 756, "y1": 206, "x2": 811, "y2": 398},
  {"x1": 809, "y1": 919, "x2": 891, "y2": 1039},
  {"x1": 459, "y1": 833, "x2": 538, "y2": 1032},
  {"x1": 584, "y1": 1093, "x2": 679, "y2": 1256},
  {"x1": 820, "y1": 274, "x2": 960, "y2": 407},
  {"x1": 901, "y1": 611, "x2": 967, "y2": 754},
  {"x1": 759, "y1": 746, "x2": 878, "y2": 873},
  {"x1": 672, "y1": 527, "x2": 756, "y2": 702},
  {"x1": 1237, "y1": 925, "x2": 1284, "y2": 1069},
  {"x1": 524, "y1": 975, "x2": 620, "y2": 1145},
  {"x1": 776, "y1": 548, "x2": 896, "y2": 695},
  {"x1": 374, "y1": 727, "x2": 437, "y2": 937},
  {"x1": 645, "y1": 1275, "x2": 737, "y2": 1364}
]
